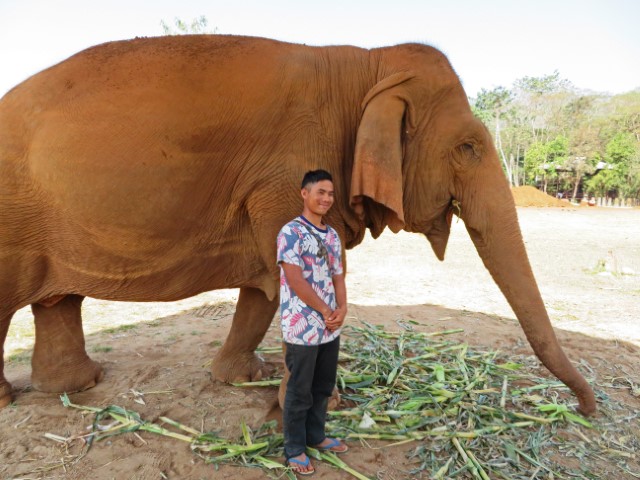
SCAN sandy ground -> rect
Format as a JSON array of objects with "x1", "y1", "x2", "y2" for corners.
[{"x1": 1, "y1": 206, "x2": 639, "y2": 479}]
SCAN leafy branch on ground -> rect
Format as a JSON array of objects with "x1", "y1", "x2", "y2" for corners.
[{"x1": 47, "y1": 322, "x2": 639, "y2": 479}]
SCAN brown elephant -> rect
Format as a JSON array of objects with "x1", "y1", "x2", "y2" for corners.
[{"x1": 0, "y1": 35, "x2": 595, "y2": 415}]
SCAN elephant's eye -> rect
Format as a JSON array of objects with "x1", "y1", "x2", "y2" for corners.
[
  {"x1": 451, "y1": 141, "x2": 480, "y2": 170},
  {"x1": 460, "y1": 143, "x2": 474, "y2": 155},
  {"x1": 458, "y1": 142, "x2": 480, "y2": 161}
]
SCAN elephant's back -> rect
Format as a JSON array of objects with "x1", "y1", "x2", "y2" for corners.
[
  {"x1": 7, "y1": 36, "x2": 290, "y2": 224},
  {"x1": 8, "y1": 35, "x2": 294, "y2": 101}
]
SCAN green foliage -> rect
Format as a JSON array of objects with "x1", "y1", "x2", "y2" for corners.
[
  {"x1": 474, "y1": 87, "x2": 513, "y2": 115},
  {"x1": 523, "y1": 136, "x2": 568, "y2": 183},
  {"x1": 547, "y1": 135, "x2": 568, "y2": 163},
  {"x1": 606, "y1": 132, "x2": 636, "y2": 165},
  {"x1": 606, "y1": 91, "x2": 640, "y2": 139},
  {"x1": 622, "y1": 154, "x2": 640, "y2": 198},
  {"x1": 160, "y1": 15, "x2": 217, "y2": 35},
  {"x1": 472, "y1": 87, "x2": 517, "y2": 184},
  {"x1": 514, "y1": 70, "x2": 572, "y2": 95},
  {"x1": 468, "y1": 69, "x2": 640, "y2": 199},
  {"x1": 472, "y1": 87, "x2": 514, "y2": 127},
  {"x1": 584, "y1": 167, "x2": 618, "y2": 197},
  {"x1": 524, "y1": 141, "x2": 549, "y2": 182},
  {"x1": 471, "y1": 103, "x2": 491, "y2": 125},
  {"x1": 586, "y1": 132, "x2": 640, "y2": 198}
]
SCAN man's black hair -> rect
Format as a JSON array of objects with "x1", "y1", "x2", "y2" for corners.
[{"x1": 301, "y1": 169, "x2": 333, "y2": 189}]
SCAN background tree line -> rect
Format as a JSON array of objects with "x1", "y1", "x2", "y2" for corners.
[{"x1": 471, "y1": 72, "x2": 640, "y2": 202}]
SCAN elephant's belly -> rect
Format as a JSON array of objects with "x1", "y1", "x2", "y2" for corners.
[{"x1": 50, "y1": 249, "x2": 272, "y2": 303}]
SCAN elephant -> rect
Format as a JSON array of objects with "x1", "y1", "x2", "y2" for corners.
[{"x1": 0, "y1": 34, "x2": 595, "y2": 415}]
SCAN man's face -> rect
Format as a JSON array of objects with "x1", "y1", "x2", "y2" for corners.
[{"x1": 301, "y1": 180, "x2": 334, "y2": 216}]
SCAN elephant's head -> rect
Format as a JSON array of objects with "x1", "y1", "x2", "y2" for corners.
[{"x1": 349, "y1": 44, "x2": 596, "y2": 415}]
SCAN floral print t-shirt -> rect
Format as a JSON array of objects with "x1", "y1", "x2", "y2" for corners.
[{"x1": 277, "y1": 216, "x2": 343, "y2": 346}]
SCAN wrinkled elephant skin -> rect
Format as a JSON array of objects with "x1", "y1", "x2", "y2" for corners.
[{"x1": 0, "y1": 35, "x2": 595, "y2": 415}]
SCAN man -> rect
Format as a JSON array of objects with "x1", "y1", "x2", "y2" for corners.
[{"x1": 277, "y1": 169, "x2": 348, "y2": 475}]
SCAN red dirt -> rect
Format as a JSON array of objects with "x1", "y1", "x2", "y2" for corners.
[{"x1": 512, "y1": 185, "x2": 568, "y2": 207}]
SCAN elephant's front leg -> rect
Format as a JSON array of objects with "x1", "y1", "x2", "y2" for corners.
[
  {"x1": 212, "y1": 287, "x2": 278, "y2": 383},
  {"x1": 0, "y1": 311, "x2": 14, "y2": 408},
  {"x1": 31, "y1": 295, "x2": 103, "y2": 393}
]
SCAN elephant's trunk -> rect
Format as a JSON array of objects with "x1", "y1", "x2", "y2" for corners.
[{"x1": 461, "y1": 182, "x2": 596, "y2": 416}]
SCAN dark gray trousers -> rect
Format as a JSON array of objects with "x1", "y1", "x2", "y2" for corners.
[{"x1": 283, "y1": 336, "x2": 340, "y2": 460}]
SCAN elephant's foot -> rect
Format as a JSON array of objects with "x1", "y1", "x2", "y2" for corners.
[
  {"x1": 211, "y1": 349, "x2": 264, "y2": 383},
  {"x1": 212, "y1": 287, "x2": 279, "y2": 383},
  {"x1": 32, "y1": 357, "x2": 104, "y2": 393},
  {"x1": 328, "y1": 388, "x2": 341, "y2": 410},
  {"x1": 0, "y1": 379, "x2": 12, "y2": 408},
  {"x1": 1, "y1": 310, "x2": 14, "y2": 407},
  {"x1": 30, "y1": 294, "x2": 102, "y2": 394}
]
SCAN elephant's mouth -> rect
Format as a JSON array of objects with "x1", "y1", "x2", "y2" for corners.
[{"x1": 422, "y1": 201, "x2": 454, "y2": 261}]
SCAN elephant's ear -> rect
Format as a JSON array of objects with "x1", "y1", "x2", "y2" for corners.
[{"x1": 350, "y1": 72, "x2": 415, "y2": 237}]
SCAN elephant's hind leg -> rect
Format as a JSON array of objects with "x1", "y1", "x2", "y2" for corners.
[
  {"x1": 31, "y1": 295, "x2": 103, "y2": 393},
  {"x1": 0, "y1": 311, "x2": 15, "y2": 408},
  {"x1": 212, "y1": 287, "x2": 278, "y2": 383}
]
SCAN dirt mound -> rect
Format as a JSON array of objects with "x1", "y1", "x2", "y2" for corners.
[{"x1": 512, "y1": 185, "x2": 568, "y2": 207}]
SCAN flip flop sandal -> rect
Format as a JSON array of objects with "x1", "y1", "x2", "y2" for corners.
[
  {"x1": 315, "y1": 437, "x2": 349, "y2": 453},
  {"x1": 287, "y1": 455, "x2": 315, "y2": 476}
]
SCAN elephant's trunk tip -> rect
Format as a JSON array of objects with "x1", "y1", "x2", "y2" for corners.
[{"x1": 577, "y1": 391, "x2": 597, "y2": 417}]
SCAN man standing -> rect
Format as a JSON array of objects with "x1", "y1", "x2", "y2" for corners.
[{"x1": 277, "y1": 169, "x2": 348, "y2": 475}]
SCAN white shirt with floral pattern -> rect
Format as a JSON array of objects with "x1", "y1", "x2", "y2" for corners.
[{"x1": 277, "y1": 216, "x2": 343, "y2": 346}]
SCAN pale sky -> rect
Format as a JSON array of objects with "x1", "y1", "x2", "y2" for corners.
[{"x1": 1, "y1": 0, "x2": 639, "y2": 98}]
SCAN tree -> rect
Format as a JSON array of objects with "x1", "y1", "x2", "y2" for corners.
[
  {"x1": 513, "y1": 71, "x2": 572, "y2": 96},
  {"x1": 473, "y1": 87, "x2": 515, "y2": 184},
  {"x1": 469, "y1": 71, "x2": 640, "y2": 201},
  {"x1": 513, "y1": 71, "x2": 573, "y2": 144},
  {"x1": 606, "y1": 91, "x2": 640, "y2": 142},
  {"x1": 584, "y1": 167, "x2": 617, "y2": 198},
  {"x1": 160, "y1": 16, "x2": 217, "y2": 35},
  {"x1": 606, "y1": 132, "x2": 636, "y2": 165},
  {"x1": 605, "y1": 132, "x2": 639, "y2": 198},
  {"x1": 621, "y1": 153, "x2": 640, "y2": 199},
  {"x1": 584, "y1": 133, "x2": 640, "y2": 200},
  {"x1": 522, "y1": 136, "x2": 570, "y2": 194},
  {"x1": 524, "y1": 141, "x2": 550, "y2": 189},
  {"x1": 563, "y1": 154, "x2": 594, "y2": 201}
]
